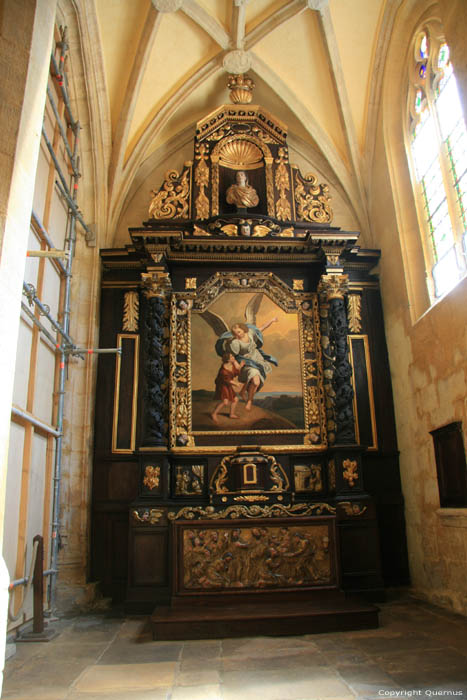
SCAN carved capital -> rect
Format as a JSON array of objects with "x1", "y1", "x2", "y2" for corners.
[
  {"x1": 318, "y1": 274, "x2": 349, "y2": 300},
  {"x1": 141, "y1": 270, "x2": 172, "y2": 298}
]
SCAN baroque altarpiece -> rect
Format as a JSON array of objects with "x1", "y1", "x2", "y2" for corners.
[{"x1": 92, "y1": 76, "x2": 409, "y2": 637}]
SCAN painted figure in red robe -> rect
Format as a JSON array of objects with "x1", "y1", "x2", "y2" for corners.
[{"x1": 211, "y1": 353, "x2": 245, "y2": 423}]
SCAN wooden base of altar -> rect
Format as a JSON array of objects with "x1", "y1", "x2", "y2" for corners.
[{"x1": 150, "y1": 591, "x2": 379, "y2": 640}]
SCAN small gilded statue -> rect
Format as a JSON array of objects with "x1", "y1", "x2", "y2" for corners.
[{"x1": 226, "y1": 171, "x2": 259, "y2": 210}]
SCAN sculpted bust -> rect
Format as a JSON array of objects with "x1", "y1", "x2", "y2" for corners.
[{"x1": 226, "y1": 171, "x2": 259, "y2": 210}]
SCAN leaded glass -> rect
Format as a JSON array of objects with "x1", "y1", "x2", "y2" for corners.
[{"x1": 409, "y1": 35, "x2": 467, "y2": 298}]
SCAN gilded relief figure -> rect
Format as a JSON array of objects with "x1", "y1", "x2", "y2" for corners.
[
  {"x1": 226, "y1": 170, "x2": 259, "y2": 210},
  {"x1": 182, "y1": 525, "x2": 331, "y2": 590}
]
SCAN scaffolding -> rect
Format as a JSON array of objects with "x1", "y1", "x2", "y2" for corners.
[{"x1": 11, "y1": 26, "x2": 119, "y2": 623}]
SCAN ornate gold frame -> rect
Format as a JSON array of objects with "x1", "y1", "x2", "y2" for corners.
[
  {"x1": 112, "y1": 333, "x2": 139, "y2": 454},
  {"x1": 169, "y1": 272, "x2": 327, "y2": 453},
  {"x1": 348, "y1": 334, "x2": 378, "y2": 451}
]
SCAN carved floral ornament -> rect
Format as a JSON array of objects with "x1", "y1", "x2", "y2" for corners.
[
  {"x1": 347, "y1": 294, "x2": 362, "y2": 333},
  {"x1": 342, "y1": 459, "x2": 359, "y2": 487},
  {"x1": 168, "y1": 502, "x2": 336, "y2": 521},
  {"x1": 143, "y1": 465, "x2": 160, "y2": 491},
  {"x1": 122, "y1": 291, "x2": 139, "y2": 332}
]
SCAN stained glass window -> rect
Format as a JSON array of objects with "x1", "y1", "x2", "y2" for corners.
[{"x1": 409, "y1": 33, "x2": 467, "y2": 298}]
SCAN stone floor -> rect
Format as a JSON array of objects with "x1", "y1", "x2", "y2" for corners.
[{"x1": 3, "y1": 596, "x2": 467, "y2": 700}]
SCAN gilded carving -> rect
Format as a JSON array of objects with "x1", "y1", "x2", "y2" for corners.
[
  {"x1": 219, "y1": 140, "x2": 262, "y2": 170},
  {"x1": 275, "y1": 147, "x2": 292, "y2": 221},
  {"x1": 193, "y1": 225, "x2": 210, "y2": 236},
  {"x1": 251, "y1": 126, "x2": 276, "y2": 143},
  {"x1": 148, "y1": 165, "x2": 191, "y2": 219},
  {"x1": 221, "y1": 224, "x2": 238, "y2": 236},
  {"x1": 293, "y1": 279, "x2": 304, "y2": 291},
  {"x1": 185, "y1": 277, "x2": 197, "y2": 290},
  {"x1": 175, "y1": 314, "x2": 188, "y2": 355},
  {"x1": 317, "y1": 274, "x2": 349, "y2": 301},
  {"x1": 214, "y1": 460, "x2": 229, "y2": 493},
  {"x1": 270, "y1": 463, "x2": 285, "y2": 491},
  {"x1": 141, "y1": 271, "x2": 171, "y2": 298},
  {"x1": 266, "y1": 161, "x2": 275, "y2": 216},
  {"x1": 277, "y1": 227, "x2": 295, "y2": 237},
  {"x1": 168, "y1": 502, "x2": 336, "y2": 521},
  {"x1": 347, "y1": 294, "x2": 362, "y2": 333},
  {"x1": 342, "y1": 459, "x2": 359, "y2": 487},
  {"x1": 227, "y1": 73, "x2": 255, "y2": 104},
  {"x1": 339, "y1": 501, "x2": 367, "y2": 516},
  {"x1": 175, "y1": 464, "x2": 204, "y2": 495},
  {"x1": 143, "y1": 465, "x2": 160, "y2": 491},
  {"x1": 194, "y1": 143, "x2": 210, "y2": 220},
  {"x1": 122, "y1": 291, "x2": 139, "y2": 332},
  {"x1": 234, "y1": 495, "x2": 269, "y2": 502},
  {"x1": 182, "y1": 524, "x2": 332, "y2": 590},
  {"x1": 252, "y1": 224, "x2": 271, "y2": 237},
  {"x1": 294, "y1": 464, "x2": 323, "y2": 492},
  {"x1": 294, "y1": 170, "x2": 332, "y2": 223},
  {"x1": 132, "y1": 508, "x2": 164, "y2": 525}
]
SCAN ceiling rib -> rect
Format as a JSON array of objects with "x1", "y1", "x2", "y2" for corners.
[
  {"x1": 182, "y1": 0, "x2": 231, "y2": 50},
  {"x1": 109, "y1": 3, "x2": 162, "y2": 219},
  {"x1": 250, "y1": 52, "x2": 363, "y2": 228},
  {"x1": 232, "y1": 0, "x2": 248, "y2": 49},
  {"x1": 314, "y1": 3, "x2": 370, "y2": 237},
  {"x1": 110, "y1": 55, "x2": 221, "y2": 234},
  {"x1": 244, "y1": 0, "x2": 307, "y2": 50}
]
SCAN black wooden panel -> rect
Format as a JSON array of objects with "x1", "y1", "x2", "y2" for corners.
[
  {"x1": 131, "y1": 530, "x2": 169, "y2": 587},
  {"x1": 351, "y1": 337, "x2": 374, "y2": 448},
  {"x1": 116, "y1": 337, "x2": 137, "y2": 450},
  {"x1": 361, "y1": 290, "x2": 398, "y2": 452},
  {"x1": 107, "y1": 461, "x2": 139, "y2": 501}
]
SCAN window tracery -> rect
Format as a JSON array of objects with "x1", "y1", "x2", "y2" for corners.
[{"x1": 407, "y1": 28, "x2": 467, "y2": 299}]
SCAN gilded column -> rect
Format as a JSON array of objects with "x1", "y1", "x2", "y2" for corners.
[{"x1": 140, "y1": 270, "x2": 172, "y2": 446}]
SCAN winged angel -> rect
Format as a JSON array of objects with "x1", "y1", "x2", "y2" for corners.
[{"x1": 200, "y1": 293, "x2": 279, "y2": 415}]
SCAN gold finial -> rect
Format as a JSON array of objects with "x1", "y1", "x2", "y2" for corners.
[{"x1": 228, "y1": 74, "x2": 255, "y2": 104}]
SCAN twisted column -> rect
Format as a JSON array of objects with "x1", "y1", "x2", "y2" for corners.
[
  {"x1": 318, "y1": 274, "x2": 356, "y2": 445},
  {"x1": 141, "y1": 271, "x2": 171, "y2": 446}
]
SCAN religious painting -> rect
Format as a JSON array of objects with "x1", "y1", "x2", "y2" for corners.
[
  {"x1": 191, "y1": 291, "x2": 303, "y2": 432},
  {"x1": 174, "y1": 517, "x2": 338, "y2": 595},
  {"x1": 169, "y1": 272, "x2": 326, "y2": 451}
]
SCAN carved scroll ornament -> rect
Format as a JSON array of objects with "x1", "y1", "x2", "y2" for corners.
[
  {"x1": 294, "y1": 170, "x2": 333, "y2": 223},
  {"x1": 148, "y1": 164, "x2": 191, "y2": 219}
]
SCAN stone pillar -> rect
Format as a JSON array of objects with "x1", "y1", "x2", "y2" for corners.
[
  {"x1": 0, "y1": 0, "x2": 57, "y2": 690},
  {"x1": 141, "y1": 269, "x2": 172, "y2": 446}
]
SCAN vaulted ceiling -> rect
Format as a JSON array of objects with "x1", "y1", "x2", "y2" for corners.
[{"x1": 84, "y1": 0, "x2": 398, "y2": 245}]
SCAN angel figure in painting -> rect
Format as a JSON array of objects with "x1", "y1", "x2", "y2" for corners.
[{"x1": 201, "y1": 293, "x2": 279, "y2": 412}]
